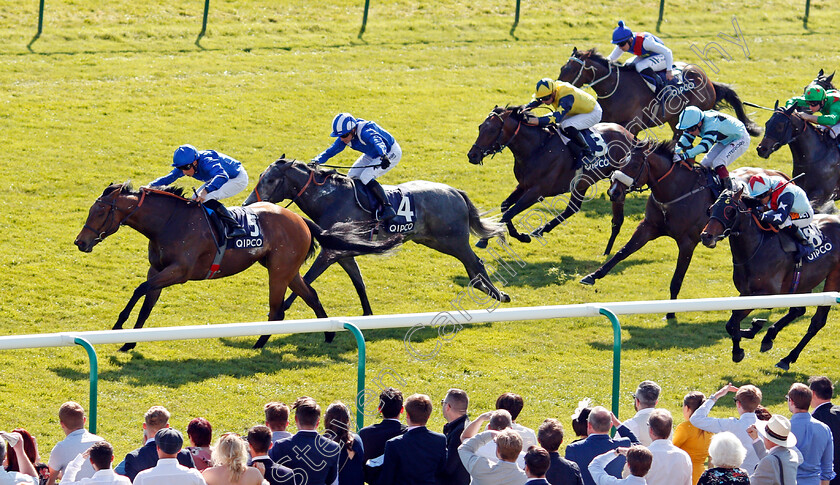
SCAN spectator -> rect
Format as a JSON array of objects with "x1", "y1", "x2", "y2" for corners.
[
  {"x1": 120, "y1": 406, "x2": 196, "y2": 481},
  {"x1": 46, "y1": 401, "x2": 104, "y2": 485},
  {"x1": 697, "y1": 432, "x2": 749, "y2": 485},
  {"x1": 59, "y1": 440, "x2": 131, "y2": 484},
  {"x1": 325, "y1": 401, "x2": 365, "y2": 485},
  {"x1": 186, "y1": 418, "x2": 213, "y2": 471},
  {"x1": 496, "y1": 393, "x2": 538, "y2": 450},
  {"x1": 269, "y1": 396, "x2": 339, "y2": 485},
  {"x1": 809, "y1": 376, "x2": 840, "y2": 485},
  {"x1": 524, "y1": 446, "x2": 552, "y2": 485},
  {"x1": 458, "y1": 428, "x2": 527, "y2": 485},
  {"x1": 536, "y1": 418, "x2": 582, "y2": 485},
  {"x1": 4, "y1": 428, "x2": 40, "y2": 473},
  {"x1": 570, "y1": 399, "x2": 593, "y2": 444},
  {"x1": 754, "y1": 406, "x2": 772, "y2": 422},
  {"x1": 643, "y1": 409, "x2": 691, "y2": 485},
  {"x1": 565, "y1": 406, "x2": 639, "y2": 485},
  {"x1": 588, "y1": 446, "x2": 651, "y2": 485},
  {"x1": 378, "y1": 393, "x2": 447, "y2": 485},
  {"x1": 358, "y1": 387, "x2": 406, "y2": 485},
  {"x1": 133, "y1": 428, "x2": 206, "y2": 485},
  {"x1": 691, "y1": 383, "x2": 762, "y2": 472},
  {"x1": 264, "y1": 402, "x2": 292, "y2": 442},
  {"x1": 786, "y1": 383, "x2": 835, "y2": 485},
  {"x1": 672, "y1": 391, "x2": 712, "y2": 484},
  {"x1": 202, "y1": 432, "x2": 264, "y2": 485},
  {"x1": 621, "y1": 381, "x2": 663, "y2": 446},
  {"x1": 0, "y1": 431, "x2": 38, "y2": 484},
  {"x1": 246, "y1": 425, "x2": 293, "y2": 485},
  {"x1": 746, "y1": 415, "x2": 802, "y2": 485},
  {"x1": 441, "y1": 388, "x2": 470, "y2": 485},
  {"x1": 462, "y1": 410, "x2": 525, "y2": 467}
]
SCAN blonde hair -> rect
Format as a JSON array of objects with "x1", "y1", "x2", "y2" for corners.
[{"x1": 211, "y1": 433, "x2": 248, "y2": 482}]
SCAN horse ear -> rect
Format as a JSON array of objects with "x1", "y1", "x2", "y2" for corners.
[
  {"x1": 735, "y1": 186, "x2": 744, "y2": 198},
  {"x1": 819, "y1": 68, "x2": 824, "y2": 77},
  {"x1": 572, "y1": 46, "x2": 577, "y2": 54},
  {"x1": 828, "y1": 71, "x2": 835, "y2": 83},
  {"x1": 774, "y1": 99, "x2": 779, "y2": 110},
  {"x1": 281, "y1": 153, "x2": 286, "y2": 159}
]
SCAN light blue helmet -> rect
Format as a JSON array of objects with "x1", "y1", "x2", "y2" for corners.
[
  {"x1": 612, "y1": 20, "x2": 633, "y2": 45},
  {"x1": 330, "y1": 113, "x2": 357, "y2": 137},
  {"x1": 677, "y1": 106, "x2": 704, "y2": 130},
  {"x1": 747, "y1": 175, "x2": 774, "y2": 198},
  {"x1": 172, "y1": 144, "x2": 199, "y2": 168}
]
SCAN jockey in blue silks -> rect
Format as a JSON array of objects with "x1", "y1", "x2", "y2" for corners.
[
  {"x1": 150, "y1": 144, "x2": 248, "y2": 238},
  {"x1": 747, "y1": 174, "x2": 816, "y2": 260},
  {"x1": 608, "y1": 20, "x2": 674, "y2": 92},
  {"x1": 675, "y1": 106, "x2": 750, "y2": 191}
]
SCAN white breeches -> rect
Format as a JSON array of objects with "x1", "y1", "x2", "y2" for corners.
[
  {"x1": 632, "y1": 54, "x2": 668, "y2": 72},
  {"x1": 347, "y1": 141, "x2": 402, "y2": 184},
  {"x1": 560, "y1": 103, "x2": 603, "y2": 130},
  {"x1": 700, "y1": 128, "x2": 750, "y2": 169},
  {"x1": 200, "y1": 170, "x2": 249, "y2": 201}
]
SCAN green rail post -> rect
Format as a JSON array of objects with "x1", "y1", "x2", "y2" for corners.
[
  {"x1": 656, "y1": 0, "x2": 665, "y2": 32},
  {"x1": 510, "y1": 0, "x2": 520, "y2": 38},
  {"x1": 358, "y1": 0, "x2": 370, "y2": 39},
  {"x1": 598, "y1": 308, "x2": 622, "y2": 436},
  {"x1": 27, "y1": 0, "x2": 46, "y2": 50},
  {"x1": 196, "y1": 0, "x2": 210, "y2": 46},
  {"x1": 344, "y1": 322, "x2": 366, "y2": 431},
  {"x1": 803, "y1": 0, "x2": 811, "y2": 29},
  {"x1": 73, "y1": 337, "x2": 98, "y2": 434}
]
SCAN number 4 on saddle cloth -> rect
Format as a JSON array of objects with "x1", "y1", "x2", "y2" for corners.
[{"x1": 351, "y1": 181, "x2": 416, "y2": 233}]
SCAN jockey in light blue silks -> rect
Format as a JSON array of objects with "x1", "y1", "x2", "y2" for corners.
[
  {"x1": 675, "y1": 106, "x2": 751, "y2": 191},
  {"x1": 311, "y1": 113, "x2": 401, "y2": 221},
  {"x1": 608, "y1": 20, "x2": 674, "y2": 92},
  {"x1": 747, "y1": 174, "x2": 816, "y2": 260}
]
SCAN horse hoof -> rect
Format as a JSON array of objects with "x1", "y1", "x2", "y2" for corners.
[
  {"x1": 775, "y1": 360, "x2": 791, "y2": 371},
  {"x1": 530, "y1": 228, "x2": 544, "y2": 238},
  {"x1": 732, "y1": 349, "x2": 745, "y2": 363},
  {"x1": 324, "y1": 331, "x2": 336, "y2": 344},
  {"x1": 515, "y1": 233, "x2": 532, "y2": 243},
  {"x1": 665, "y1": 313, "x2": 676, "y2": 321},
  {"x1": 118, "y1": 343, "x2": 136, "y2": 352},
  {"x1": 498, "y1": 292, "x2": 511, "y2": 303},
  {"x1": 475, "y1": 239, "x2": 489, "y2": 249},
  {"x1": 760, "y1": 339, "x2": 774, "y2": 352},
  {"x1": 580, "y1": 274, "x2": 596, "y2": 286}
]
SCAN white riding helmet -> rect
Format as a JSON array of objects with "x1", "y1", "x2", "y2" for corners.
[
  {"x1": 331, "y1": 113, "x2": 357, "y2": 137},
  {"x1": 677, "y1": 106, "x2": 704, "y2": 130}
]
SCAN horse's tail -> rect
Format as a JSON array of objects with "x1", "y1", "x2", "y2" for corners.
[
  {"x1": 304, "y1": 219, "x2": 402, "y2": 257},
  {"x1": 457, "y1": 190, "x2": 507, "y2": 241},
  {"x1": 713, "y1": 82, "x2": 763, "y2": 136}
]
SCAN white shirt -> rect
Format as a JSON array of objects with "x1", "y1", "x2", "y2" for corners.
[
  {"x1": 643, "y1": 439, "x2": 692, "y2": 485},
  {"x1": 133, "y1": 458, "x2": 207, "y2": 485},
  {"x1": 0, "y1": 468, "x2": 38, "y2": 485},
  {"x1": 621, "y1": 408, "x2": 657, "y2": 446},
  {"x1": 57, "y1": 467, "x2": 131, "y2": 485},
  {"x1": 47, "y1": 428, "x2": 104, "y2": 479},
  {"x1": 588, "y1": 451, "x2": 647, "y2": 485},
  {"x1": 511, "y1": 423, "x2": 538, "y2": 450},
  {"x1": 690, "y1": 397, "x2": 759, "y2": 472}
]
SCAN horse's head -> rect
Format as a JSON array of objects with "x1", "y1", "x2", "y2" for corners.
[
  {"x1": 558, "y1": 47, "x2": 601, "y2": 87},
  {"x1": 607, "y1": 141, "x2": 657, "y2": 201},
  {"x1": 243, "y1": 155, "x2": 308, "y2": 205},
  {"x1": 811, "y1": 69, "x2": 836, "y2": 92},
  {"x1": 75, "y1": 182, "x2": 133, "y2": 252},
  {"x1": 701, "y1": 186, "x2": 746, "y2": 248},
  {"x1": 757, "y1": 102, "x2": 805, "y2": 159},
  {"x1": 467, "y1": 106, "x2": 520, "y2": 165}
]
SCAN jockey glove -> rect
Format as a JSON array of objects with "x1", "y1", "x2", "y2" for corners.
[{"x1": 379, "y1": 156, "x2": 390, "y2": 169}]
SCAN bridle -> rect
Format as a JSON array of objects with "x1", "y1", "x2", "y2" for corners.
[
  {"x1": 765, "y1": 109, "x2": 802, "y2": 153},
  {"x1": 80, "y1": 186, "x2": 145, "y2": 243},
  {"x1": 565, "y1": 55, "x2": 620, "y2": 98},
  {"x1": 707, "y1": 194, "x2": 773, "y2": 264},
  {"x1": 252, "y1": 162, "x2": 329, "y2": 208},
  {"x1": 470, "y1": 110, "x2": 522, "y2": 160}
]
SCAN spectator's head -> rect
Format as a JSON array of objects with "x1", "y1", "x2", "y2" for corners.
[
  {"x1": 682, "y1": 391, "x2": 705, "y2": 421},
  {"x1": 246, "y1": 425, "x2": 272, "y2": 456},
  {"x1": 626, "y1": 445, "x2": 654, "y2": 477},
  {"x1": 537, "y1": 418, "x2": 564, "y2": 452},
  {"x1": 292, "y1": 396, "x2": 321, "y2": 430},
  {"x1": 144, "y1": 406, "x2": 171, "y2": 436},
  {"x1": 708, "y1": 431, "x2": 746, "y2": 469},
  {"x1": 734, "y1": 385, "x2": 762, "y2": 414},
  {"x1": 58, "y1": 401, "x2": 86, "y2": 434},
  {"x1": 787, "y1": 383, "x2": 812, "y2": 412},
  {"x1": 524, "y1": 445, "x2": 551, "y2": 478},
  {"x1": 5, "y1": 428, "x2": 39, "y2": 472},
  {"x1": 87, "y1": 441, "x2": 114, "y2": 471},
  {"x1": 494, "y1": 429, "x2": 523, "y2": 462},
  {"x1": 495, "y1": 393, "x2": 525, "y2": 421},
  {"x1": 487, "y1": 410, "x2": 512, "y2": 431},
  {"x1": 186, "y1": 417, "x2": 212, "y2": 448},
  {"x1": 756, "y1": 414, "x2": 796, "y2": 450},
  {"x1": 633, "y1": 381, "x2": 660, "y2": 410},
  {"x1": 587, "y1": 406, "x2": 612, "y2": 435},
  {"x1": 754, "y1": 405, "x2": 772, "y2": 421},
  {"x1": 325, "y1": 401, "x2": 353, "y2": 448},
  {"x1": 378, "y1": 387, "x2": 404, "y2": 419},
  {"x1": 155, "y1": 428, "x2": 183, "y2": 458},
  {"x1": 442, "y1": 389, "x2": 468, "y2": 423},
  {"x1": 647, "y1": 409, "x2": 672, "y2": 441},
  {"x1": 405, "y1": 394, "x2": 433, "y2": 426},
  {"x1": 808, "y1": 376, "x2": 834, "y2": 407},
  {"x1": 264, "y1": 402, "x2": 290, "y2": 432},
  {"x1": 571, "y1": 398, "x2": 592, "y2": 438},
  {"x1": 212, "y1": 433, "x2": 249, "y2": 483}
]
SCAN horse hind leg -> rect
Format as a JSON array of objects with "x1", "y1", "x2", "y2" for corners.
[
  {"x1": 776, "y1": 305, "x2": 831, "y2": 370},
  {"x1": 759, "y1": 306, "x2": 806, "y2": 351},
  {"x1": 254, "y1": 276, "x2": 289, "y2": 350},
  {"x1": 288, "y1": 274, "x2": 334, "y2": 343}
]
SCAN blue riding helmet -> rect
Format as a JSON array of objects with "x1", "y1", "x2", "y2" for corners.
[
  {"x1": 331, "y1": 113, "x2": 358, "y2": 137},
  {"x1": 612, "y1": 20, "x2": 633, "y2": 45},
  {"x1": 172, "y1": 144, "x2": 199, "y2": 168},
  {"x1": 677, "y1": 106, "x2": 704, "y2": 130}
]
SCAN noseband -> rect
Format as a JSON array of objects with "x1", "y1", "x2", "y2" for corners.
[
  {"x1": 471, "y1": 111, "x2": 522, "y2": 160},
  {"x1": 767, "y1": 110, "x2": 802, "y2": 152}
]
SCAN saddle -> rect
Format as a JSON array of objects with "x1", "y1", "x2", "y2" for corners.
[
  {"x1": 202, "y1": 206, "x2": 264, "y2": 279},
  {"x1": 640, "y1": 63, "x2": 686, "y2": 93},
  {"x1": 556, "y1": 128, "x2": 608, "y2": 170},
  {"x1": 351, "y1": 180, "x2": 416, "y2": 233}
]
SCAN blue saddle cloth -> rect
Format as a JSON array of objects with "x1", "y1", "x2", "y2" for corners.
[
  {"x1": 203, "y1": 205, "x2": 264, "y2": 248},
  {"x1": 352, "y1": 181, "x2": 416, "y2": 233}
]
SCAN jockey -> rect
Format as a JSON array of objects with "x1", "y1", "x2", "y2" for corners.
[
  {"x1": 311, "y1": 113, "x2": 400, "y2": 221},
  {"x1": 675, "y1": 106, "x2": 750, "y2": 191},
  {"x1": 524, "y1": 77, "x2": 603, "y2": 167},
  {"x1": 747, "y1": 174, "x2": 816, "y2": 259},
  {"x1": 150, "y1": 144, "x2": 248, "y2": 238},
  {"x1": 785, "y1": 84, "x2": 840, "y2": 139},
  {"x1": 608, "y1": 20, "x2": 674, "y2": 91}
]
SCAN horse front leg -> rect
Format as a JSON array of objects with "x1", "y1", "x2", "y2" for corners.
[
  {"x1": 499, "y1": 189, "x2": 547, "y2": 244},
  {"x1": 288, "y1": 274, "x2": 334, "y2": 344},
  {"x1": 776, "y1": 305, "x2": 831, "y2": 370},
  {"x1": 665, "y1": 238, "x2": 698, "y2": 320},
  {"x1": 477, "y1": 187, "x2": 524, "y2": 248},
  {"x1": 581, "y1": 220, "x2": 660, "y2": 285},
  {"x1": 759, "y1": 306, "x2": 806, "y2": 351},
  {"x1": 725, "y1": 308, "x2": 753, "y2": 363},
  {"x1": 604, "y1": 196, "x2": 625, "y2": 256},
  {"x1": 118, "y1": 288, "x2": 162, "y2": 352},
  {"x1": 115, "y1": 265, "x2": 187, "y2": 351}
]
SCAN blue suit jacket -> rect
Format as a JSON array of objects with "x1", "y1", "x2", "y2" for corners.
[
  {"x1": 564, "y1": 427, "x2": 638, "y2": 485},
  {"x1": 268, "y1": 431, "x2": 340, "y2": 485},
  {"x1": 546, "y1": 451, "x2": 583, "y2": 485},
  {"x1": 359, "y1": 419, "x2": 407, "y2": 484},
  {"x1": 377, "y1": 426, "x2": 447, "y2": 485},
  {"x1": 123, "y1": 440, "x2": 195, "y2": 481}
]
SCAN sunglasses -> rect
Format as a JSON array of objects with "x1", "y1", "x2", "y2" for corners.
[
  {"x1": 807, "y1": 101, "x2": 822, "y2": 107},
  {"x1": 538, "y1": 94, "x2": 553, "y2": 103},
  {"x1": 177, "y1": 164, "x2": 194, "y2": 171}
]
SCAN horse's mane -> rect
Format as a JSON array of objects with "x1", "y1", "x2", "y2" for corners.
[
  {"x1": 274, "y1": 157, "x2": 341, "y2": 179},
  {"x1": 640, "y1": 139, "x2": 677, "y2": 159},
  {"x1": 504, "y1": 104, "x2": 529, "y2": 121},
  {"x1": 579, "y1": 48, "x2": 636, "y2": 72}
]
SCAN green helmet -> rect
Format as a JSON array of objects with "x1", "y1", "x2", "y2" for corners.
[{"x1": 804, "y1": 84, "x2": 826, "y2": 103}]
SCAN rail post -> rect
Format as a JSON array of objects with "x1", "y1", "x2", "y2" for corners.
[
  {"x1": 27, "y1": 0, "x2": 46, "y2": 50},
  {"x1": 343, "y1": 322, "x2": 367, "y2": 431},
  {"x1": 358, "y1": 0, "x2": 371, "y2": 39},
  {"x1": 656, "y1": 0, "x2": 665, "y2": 32},
  {"x1": 510, "y1": 0, "x2": 521, "y2": 37},
  {"x1": 73, "y1": 337, "x2": 98, "y2": 434},
  {"x1": 196, "y1": 0, "x2": 210, "y2": 46},
  {"x1": 598, "y1": 308, "x2": 622, "y2": 436},
  {"x1": 804, "y1": 0, "x2": 811, "y2": 29}
]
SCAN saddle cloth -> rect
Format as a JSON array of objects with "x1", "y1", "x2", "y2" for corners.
[
  {"x1": 205, "y1": 205, "x2": 264, "y2": 248},
  {"x1": 351, "y1": 181, "x2": 416, "y2": 233},
  {"x1": 778, "y1": 223, "x2": 831, "y2": 263}
]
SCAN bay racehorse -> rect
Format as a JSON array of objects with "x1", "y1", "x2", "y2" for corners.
[
  {"x1": 75, "y1": 183, "x2": 399, "y2": 350},
  {"x1": 756, "y1": 103, "x2": 840, "y2": 214},
  {"x1": 242, "y1": 158, "x2": 510, "y2": 314},
  {"x1": 467, "y1": 105, "x2": 636, "y2": 255},
  {"x1": 557, "y1": 48, "x2": 762, "y2": 137},
  {"x1": 581, "y1": 140, "x2": 786, "y2": 319},
  {"x1": 701, "y1": 187, "x2": 840, "y2": 369}
]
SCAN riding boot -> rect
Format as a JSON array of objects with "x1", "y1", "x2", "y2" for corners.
[
  {"x1": 783, "y1": 226, "x2": 815, "y2": 261},
  {"x1": 204, "y1": 199, "x2": 247, "y2": 238},
  {"x1": 562, "y1": 126, "x2": 593, "y2": 168},
  {"x1": 365, "y1": 179, "x2": 397, "y2": 221},
  {"x1": 640, "y1": 67, "x2": 663, "y2": 92}
]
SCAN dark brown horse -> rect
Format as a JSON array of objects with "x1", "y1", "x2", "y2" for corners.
[
  {"x1": 701, "y1": 187, "x2": 840, "y2": 369},
  {"x1": 811, "y1": 69, "x2": 836, "y2": 91},
  {"x1": 74, "y1": 183, "x2": 399, "y2": 350},
  {"x1": 467, "y1": 105, "x2": 636, "y2": 254},
  {"x1": 581, "y1": 140, "x2": 785, "y2": 319},
  {"x1": 557, "y1": 48, "x2": 762, "y2": 136}
]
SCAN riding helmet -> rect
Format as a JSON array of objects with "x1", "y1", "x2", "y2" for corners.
[
  {"x1": 172, "y1": 144, "x2": 200, "y2": 167},
  {"x1": 331, "y1": 113, "x2": 358, "y2": 137},
  {"x1": 612, "y1": 20, "x2": 634, "y2": 45},
  {"x1": 804, "y1": 84, "x2": 826, "y2": 102},
  {"x1": 534, "y1": 78, "x2": 555, "y2": 100},
  {"x1": 747, "y1": 175, "x2": 773, "y2": 199},
  {"x1": 677, "y1": 106, "x2": 704, "y2": 130}
]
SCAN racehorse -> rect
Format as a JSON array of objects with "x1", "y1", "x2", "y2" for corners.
[
  {"x1": 75, "y1": 183, "x2": 399, "y2": 351},
  {"x1": 756, "y1": 103, "x2": 840, "y2": 214},
  {"x1": 467, "y1": 105, "x2": 636, "y2": 255},
  {"x1": 581, "y1": 140, "x2": 786, "y2": 319},
  {"x1": 557, "y1": 48, "x2": 762, "y2": 137},
  {"x1": 242, "y1": 158, "x2": 510, "y2": 315},
  {"x1": 700, "y1": 187, "x2": 840, "y2": 369}
]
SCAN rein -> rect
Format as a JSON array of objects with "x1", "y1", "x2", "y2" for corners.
[
  {"x1": 252, "y1": 165, "x2": 330, "y2": 208},
  {"x1": 81, "y1": 186, "x2": 161, "y2": 242},
  {"x1": 567, "y1": 55, "x2": 621, "y2": 98},
  {"x1": 472, "y1": 110, "x2": 522, "y2": 159}
]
